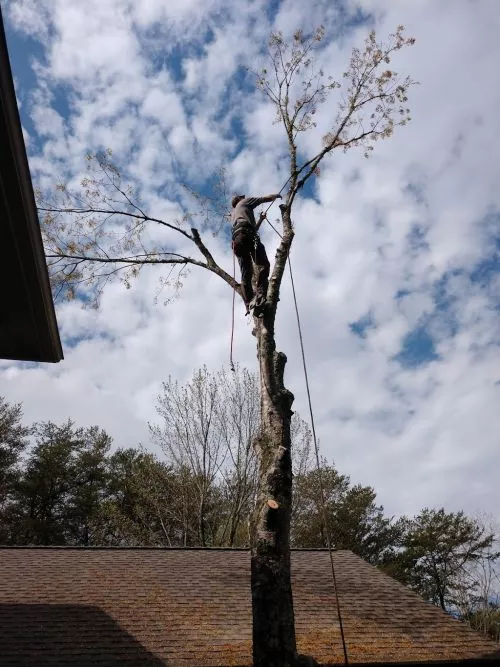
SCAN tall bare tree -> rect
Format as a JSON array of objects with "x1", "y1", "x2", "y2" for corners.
[
  {"x1": 453, "y1": 515, "x2": 500, "y2": 640},
  {"x1": 215, "y1": 365, "x2": 260, "y2": 547},
  {"x1": 150, "y1": 364, "x2": 314, "y2": 549},
  {"x1": 150, "y1": 367, "x2": 227, "y2": 546},
  {"x1": 39, "y1": 25, "x2": 415, "y2": 665}
]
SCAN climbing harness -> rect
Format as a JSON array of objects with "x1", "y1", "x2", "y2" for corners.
[{"x1": 228, "y1": 181, "x2": 349, "y2": 665}]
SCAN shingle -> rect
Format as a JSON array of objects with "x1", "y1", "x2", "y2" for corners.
[{"x1": 0, "y1": 547, "x2": 498, "y2": 665}]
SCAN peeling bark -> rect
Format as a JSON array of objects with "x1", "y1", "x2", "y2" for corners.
[
  {"x1": 250, "y1": 204, "x2": 306, "y2": 666},
  {"x1": 251, "y1": 336, "x2": 296, "y2": 664}
]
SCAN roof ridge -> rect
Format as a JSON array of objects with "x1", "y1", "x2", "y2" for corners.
[{"x1": 0, "y1": 545, "x2": 345, "y2": 552}]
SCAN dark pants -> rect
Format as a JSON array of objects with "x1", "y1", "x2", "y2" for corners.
[{"x1": 233, "y1": 231, "x2": 270, "y2": 307}]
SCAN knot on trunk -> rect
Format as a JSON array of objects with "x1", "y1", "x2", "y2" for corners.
[
  {"x1": 273, "y1": 351, "x2": 287, "y2": 387},
  {"x1": 279, "y1": 388, "x2": 295, "y2": 418}
]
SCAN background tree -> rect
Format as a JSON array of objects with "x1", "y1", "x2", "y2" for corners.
[
  {"x1": 150, "y1": 364, "x2": 313, "y2": 548},
  {"x1": 453, "y1": 516, "x2": 500, "y2": 641},
  {"x1": 150, "y1": 366, "x2": 235, "y2": 547},
  {"x1": 465, "y1": 601, "x2": 500, "y2": 643},
  {"x1": 5, "y1": 421, "x2": 111, "y2": 546},
  {"x1": 7, "y1": 421, "x2": 78, "y2": 545},
  {"x1": 386, "y1": 508, "x2": 499, "y2": 612},
  {"x1": 64, "y1": 425, "x2": 112, "y2": 545},
  {"x1": 291, "y1": 463, "x2": 401, "y2": 564},
  {"x1": 38, "y1": 25, "x2": 415, "y2": 665},
  {"x1": 0, "y1": 397, "x2": 32, "y2": 541},
  {"x1": 95, "y1": 448, "x2": 202, "y2": 546},
  {"x1": 212, "y1": 365, "x2": 259, "y2": 547}
]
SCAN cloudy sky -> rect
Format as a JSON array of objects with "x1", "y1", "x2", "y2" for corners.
[{"x1": 1, "y1": 0, "x2": 499, "y2": 520}]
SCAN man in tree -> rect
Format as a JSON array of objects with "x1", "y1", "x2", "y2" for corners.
[{"x1": 231, "y1": 193, "x2": 281, "y2": 315}]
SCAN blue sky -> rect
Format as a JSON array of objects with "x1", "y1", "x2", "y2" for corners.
[{"x1": 1, "y1": 0, "x2": 500, "y2": 522}]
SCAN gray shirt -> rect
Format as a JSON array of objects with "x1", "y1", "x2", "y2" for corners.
[{"x1": 231, "y1": 197, "x2": 267, "y2": 233}]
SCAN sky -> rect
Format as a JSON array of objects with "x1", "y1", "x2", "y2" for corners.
[{"x1": 1, "y1": 0, "x2": 500, "y2": 521}]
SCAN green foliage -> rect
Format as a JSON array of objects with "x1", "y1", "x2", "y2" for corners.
[
  {"x1": 465, "y1": 603, "x2": 500, "y2": 643},
  {"x1": 4, "y1": 421, "x2": 111, "y2": 545},
  {"x1": 291, "y1": 464, "x2": 402, "y2": 564},
  {"x1": 386, "y1": 508, "x2": 498, "y2": 612},
  {"x1": 0, "y1": 398, "x2": 32, "y2": 540},
  {"x1": 64, "y1": 426, "x2": 112, "y2": 545},
  {"x1": 95, "y1": 449, "x2": 202, "y2": 546}
]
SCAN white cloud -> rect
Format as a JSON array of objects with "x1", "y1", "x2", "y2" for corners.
[{"x1": 2, "y1": 0, "x2": 500, "y2": 524}]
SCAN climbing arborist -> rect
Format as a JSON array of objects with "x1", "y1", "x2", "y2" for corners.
[{"x1": 231, "y1": 193, "x2": 281, "y2": 315}]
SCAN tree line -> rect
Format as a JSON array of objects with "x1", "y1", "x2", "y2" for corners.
[{"x1": 0, "y1": 366, "x2": 498, "y2": 641}]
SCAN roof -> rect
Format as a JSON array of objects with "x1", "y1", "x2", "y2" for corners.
[
  {"x1": 0, "y1": 548, "x2": 498, "y2": 666},
  {"x1": 0, "y1": 8, "x2": 63, "y2": 362}
]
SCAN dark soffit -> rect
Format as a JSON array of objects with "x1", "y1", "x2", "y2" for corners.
[{"x1": 0, "y1": 7, "x2": 63, "y2": 363}]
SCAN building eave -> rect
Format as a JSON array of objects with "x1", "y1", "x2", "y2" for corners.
[{"x1": 0, "y1": 7, "x2": 63, "y2": 363}]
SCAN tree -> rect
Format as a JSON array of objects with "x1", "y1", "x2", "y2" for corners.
[
  {"x1": 388, "y1": 508, "x2": 498, "y2": 613},
  {"x1": 38, "y1": 25, "x2": 415, "y2": 666},
  {"x1": 64, "y1": 425, "x2": 112, "y2": 545},
  {"x1": 6, "y1": 421, "x2": 112, "y2": 546},
  {"x1": 0, "y1": 397, "x2": 32, "y2": 541},
  {"x1": 453, "y1": 516, "x2": 500, "y2": 641},
  {"x1": 7, "y1": 421, "x2": 77, "y2": 545},
  {"x1": 150, "y1": 364, "x2": 313, "y2": 548},
  {"x1": 465, "y1": 602, "x2": 500, "y2": 643},
  {"x1": 95, "y1": 447, "x2": 202, "y2": 546},
  {"x1": 292, "y1": 464, "x2": 401, "y2": 564},
  {"x1": 151, "y1": 366, "x2": 237, "y2": 547},
  {"x1": 210, "y1": 365, "x2": 259, "y2": 547}
]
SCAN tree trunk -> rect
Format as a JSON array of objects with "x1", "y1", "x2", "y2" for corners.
[
  {"x1": 251, "y1": 303, "x2": 297, "y2": 666},
  {"x1": 199, "y1": 493, "x2": 206, "y2": 547}
]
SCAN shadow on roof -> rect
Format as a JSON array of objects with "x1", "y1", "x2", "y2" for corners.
[{"x1": 0, "y1": 603, "x2": 165, "y2": 666}]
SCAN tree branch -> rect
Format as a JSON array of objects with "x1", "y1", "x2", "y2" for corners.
[
  {"x1": 190, "y1": 228, "x2": 240, "y2": 293},
  {"x1": 45, "y1": 251, "x2": 207, "y2": 267},
  {"x1": 39, "y1": 206, "x2": 193, "y2": 240}
]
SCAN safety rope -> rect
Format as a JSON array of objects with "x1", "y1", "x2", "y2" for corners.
[{"x1": 287, "y1": 252, "x2": 349, "y2": 666}]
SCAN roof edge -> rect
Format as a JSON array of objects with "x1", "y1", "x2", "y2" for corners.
[
  {"x1": 0, "y1": 7, "x2": 63, "y2": 362},
  {"x1": 0, "y1": 545, "x2": 345, "y2": 551}
]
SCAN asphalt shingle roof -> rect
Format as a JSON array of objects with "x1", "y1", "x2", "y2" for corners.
[{"x1": 0, "y1": 547, "x2": 498, "y2": 665}]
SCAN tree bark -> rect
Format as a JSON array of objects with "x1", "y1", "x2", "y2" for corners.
[
  {"x1": 251, "y1": 336, "x2": 296, "y2": 664},
  {"x1": 250, "y1": 205, "x2": 298, "y2": 665}
]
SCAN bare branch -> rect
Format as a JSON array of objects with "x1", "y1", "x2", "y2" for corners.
[
  {"x1": 45, "y1": 251, "x2": 206, "y2": 267},
  {"x1": 39, "y1": 206, "x2": 193, "y2": 240},
  {"x1": 254, "y1": 25, "x2": 416, "y2": 210},
  {"x1": 38, "y1": 153, "x2": 240, "y2": 306}
]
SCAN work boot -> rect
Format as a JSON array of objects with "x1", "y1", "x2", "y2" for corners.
[
  {"x1": 253, "y1": 294, "x2": 266, "y2": 317},
  {"x1": 244, "y1": 300, "x2": 253, "y2": 316},
  {"x1": 247, "y1": 295, "x2": 257, "y2": 310},
  {"x1": 254, "y1": 294, "x2": 265, "y2": 307}
]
